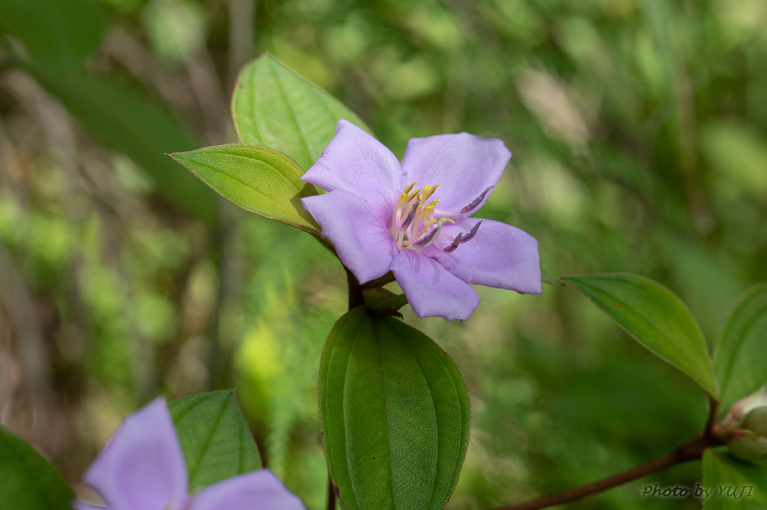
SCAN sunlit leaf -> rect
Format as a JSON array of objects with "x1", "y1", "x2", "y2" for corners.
[
  {"x1": 170, "y1": 144, "x2": 320, "y2": 234},
  {"x1": 703, "y1": 449, "x2": 767, "y2": 509},
  {"x1": 715, "y1": 283, "x2": 767, "y2": 410},
  {"x1": 566, "y1": 273, "x2": 718, "y2": 398},
  {"x1": 319, "y1": 308, "x2": 470, "y2": 510},
  {"x1": 169, "y1": 390, "x2": 262, "y2": 493},
  {"x1": 0, "y1": 427, "x2": 73, "y2": 509},
  {"x1": 232, "y1": 53, "x2": 370, "y2": 171}
]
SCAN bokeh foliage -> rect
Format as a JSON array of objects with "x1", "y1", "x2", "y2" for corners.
[{"x1": 1, "y1": 0, "x2": 766, "y2": 508}]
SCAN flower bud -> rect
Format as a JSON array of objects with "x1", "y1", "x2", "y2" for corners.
[
  {"x1": 717, "y1": 387, "x2": 767, "y2": 433},
  {"x1": 742, "y1": 406, "x2": 767, "y2": 436},
  {"x1": 727, "y1": 406, "x2": 767, "y2": 463}
]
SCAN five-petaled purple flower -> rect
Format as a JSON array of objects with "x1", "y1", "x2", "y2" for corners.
[
  {"x1": 74, "y1": 398, "x2": 306, "y2": 510},
  {"x1": 301, "y1": 120, "x2": 542, "y2": 321}
]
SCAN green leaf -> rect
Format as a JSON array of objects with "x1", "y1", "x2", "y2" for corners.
[
  {"x1": 0, "y1": 0, "x2": 105, "y2": 73},
  {"x1": 319, "y1": 308, "x2": 470, "y2": 510},
  {"x1": 232, "y1": 53, "x2": 370, "y2": 171},
  {"x1": 703, "y1": 449, "x2": 767, "y2": 509},
  {"x1": 0, "y1": 427, "x2": 73, "y2": 509},
  {"x1": 362, "y1": 286, "x2": 409, "y2": 315},
  {"x1": 715, "y1": 283, "x2": 767, "y2": 411},
  {"x1": 566, "y1": 273, "x2": 718, "y2": 398},
  {"x1": 169, "y1": 144, "x2": 320, "y2": 234},
  {"x1": 24, "y1": 67, "x2": 216, "y2": 223},
  {"x1": 169, "y1": 390, "x2": 262, "y2": 493}
]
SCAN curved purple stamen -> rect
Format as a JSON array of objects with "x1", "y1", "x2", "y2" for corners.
[
  {"x1": 440, "y1": 221, "x2": 482, "y2": 254},
  {"x1": 442, "y1": 233, "x2": 463, "y2": 253},
  {"x1": 399, "y1": 200, "x2": 420, "y2": 230},
  {"x1": 460, "y1": 186, "x2": 493, "y2": 215},
  {"x1": 414, "y1": 225, "x2": 441, "y2": 247},
  {"x1": 459, "y1": 220, "x2": 483, "y2": 243}
]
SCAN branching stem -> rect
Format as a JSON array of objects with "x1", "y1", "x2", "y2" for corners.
[{"x1": 496, "y1": 401, "x2": 724, "y2": 510}]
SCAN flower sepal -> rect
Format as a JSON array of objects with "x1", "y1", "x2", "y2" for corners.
[{"x1": 362, "y1": 286, "x2": 409, "y2": 317}]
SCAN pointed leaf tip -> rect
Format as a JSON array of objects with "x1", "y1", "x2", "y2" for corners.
[
  {"x1": 566, "y1": 273, "x2": 718, "y2": 398},
  {"x1": 0, "y1": 427, "x2": 73, "y2": 509},
  {"x1": 714, "y1": 283, "x2": 767, "y2": 411},
  {"x1": 169, "y1": 390, "x2": 262, "y2": 493},
  {"x1": 232, "y1": 54, "x2": 371, "y2": 171},
  {"x1": 170, "y1": 144, "x2": 320, "y2": 235}
]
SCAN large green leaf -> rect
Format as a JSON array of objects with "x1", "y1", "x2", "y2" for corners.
[
  {"x1": 170, "y1": 144, "x2": 320, "y2": 234},
  {"x1": 319, "y1": 308, "x2": 470, "y2": 510},
  {"x1": 0, "y1": 0, "x2": 105, "y2": 73},
  {"x1": 169, "y1": 390, "x2": 262, "y2": 494},
  {"x1": 715, "y1": 283, "x2": 767, "y2": 411},
  {"x1": 0, "y1": 427, "x2": 73, "y2": 510},
  {"x1": 24, "y1": 67, "x2": 216, "y2": 223},
  {"x1": 566, "y1": 273, "x2": 718, "y2": 398},
  {"x1": 703, "y1": 449, "x2": 767, "y2": 509},
  {"x1": 232, "y1": 53, "x2": 370, "y2": 171}
]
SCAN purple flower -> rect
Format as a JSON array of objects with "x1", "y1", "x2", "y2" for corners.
[
  {"x1": 301, "y1": 120, "x2": 542, "y2": 321},
  {"x1": 74, "y1": 398, "x2": 306, "y2": 510}
]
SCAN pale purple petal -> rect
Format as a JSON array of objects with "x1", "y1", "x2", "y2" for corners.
[
  {"x1": 192, "y1": 469, "x2": 306, "y2": 510},
  {"x1": 434, "y1": 218, "x2": 542, "y2": 294},
  {"x1": 401, "y1": 133, "x2": 511, "y2": 215},
  {"x1": 301, "y1": 120, "x2": 405, "y2": 214},
  {"x1": 82, "y1": 398, "x2": 188, "y2": 510},
  {"x1": 302, "y1": 190, "x2": 397, "y2": 284},
  {"x1": 390, "y1": 250, "x2": 479, "y2": 321},
  {"x1": 72, "y1": 502, "x2": 108, "y2": 510}
]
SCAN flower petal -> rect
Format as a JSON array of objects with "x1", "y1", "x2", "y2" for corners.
[
  {"x1": 401, "y1": 133, "x2": 511, "y2": 215},
  {"x1": 434, "y1": 218, "x2": 542, "y2": 294},
  {"x1": 192, "y1": 469, "x2": 306, "y2": 510},
  {"x1": 302, "y1": 190, "x2": 397, "y2": 283},
  {"x1": 82, "y1": 398, "x2": 188, "y2": 510},
  {"x1": 72, "y1": 502, "x2": 108, "y2": 510},
  {"x1": 391, "y1": 250, "x2": 479, "y2": 321},
  {"x1": 301, "y1": 120, "x2": 404, "y2": 213}
]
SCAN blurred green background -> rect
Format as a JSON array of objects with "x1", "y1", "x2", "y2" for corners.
[{"x1": 1, "y1": 0, "x2": 766, "y2": 508}]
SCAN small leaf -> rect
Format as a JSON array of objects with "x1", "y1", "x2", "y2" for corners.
[
  {"x1": 232, "y1": 53, "x2": 370, "y2": 170},
  {"x1": 362, "y1": 286, "x2": 408, "y2": 315},
  {"x1": 0, "y1": 427, "x2": 73, "y2": 509},
  {"x1": 715, "y1": 283, "x2": 767, "y2": 411},
  {"x1": 169, "y1": 390, "x2": 262, "y2": 493},
  {"x1": 566, "y1": 273, "x2": 718, "y2": 398},
  {"x1": 170, "y1": 144, "x2": 320, "y2": 235},
  {"x1": 702, "y1": 449, "x2": 767, "y2": 509},
  {"x1": 319, "y1": 308, "x2": 470, "y2": 510}
]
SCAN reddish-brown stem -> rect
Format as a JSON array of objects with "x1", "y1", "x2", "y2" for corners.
[
  {"x1": 346, "y1": 267, "x2": 364, "y2": 309},
  {"x1": 327, "y1": 477, "x2": 337, "y2": 510},
  {"x1": 705, "y1": 395, "x2": 720, "y2": 435},
  {"x1": 496, "y1": 400, "x2": 724, "y2": 510}
]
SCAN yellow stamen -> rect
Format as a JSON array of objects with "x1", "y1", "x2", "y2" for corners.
[{"x1": 390, "y1": 182, "x2": 453, "y2": 250}]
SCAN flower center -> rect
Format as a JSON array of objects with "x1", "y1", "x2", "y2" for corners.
[{"x1": 390, "y1": 182, "x2": 483, "y2": 253}]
